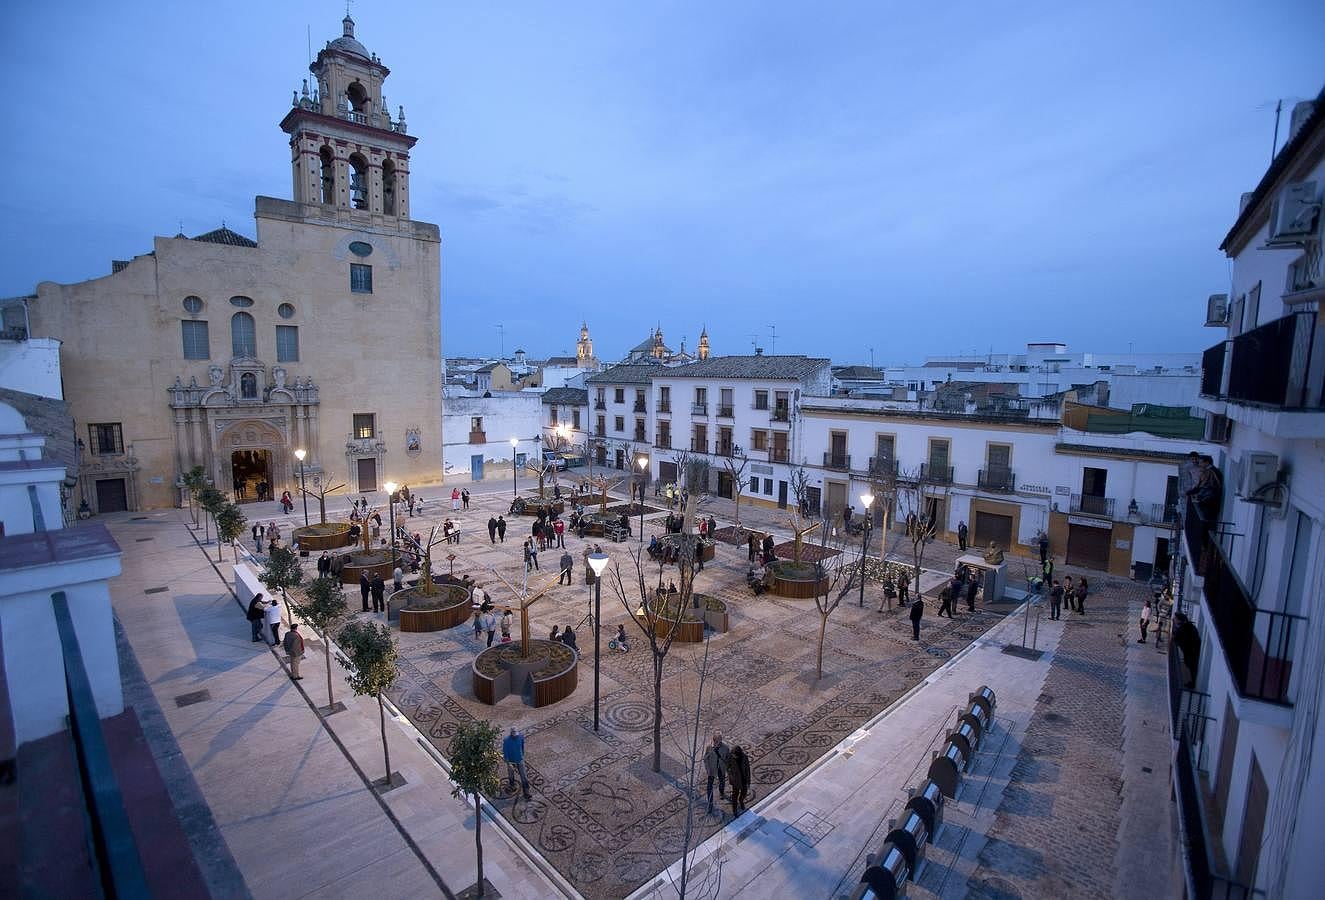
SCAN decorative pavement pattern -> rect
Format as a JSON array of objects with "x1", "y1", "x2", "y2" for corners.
[{"x1": 364, "y1": 485, "x2": 1014, "y2": 899}]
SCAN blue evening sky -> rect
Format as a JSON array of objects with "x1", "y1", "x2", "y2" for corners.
[{"x1": 3, "y1": 1, "x2": 1322, "y2": 364}]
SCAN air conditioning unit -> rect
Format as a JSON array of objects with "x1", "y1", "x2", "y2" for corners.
[
  {"x1": 1206, "y1": 413, "x2": 1231, "y2": 443},
  {"x1": 1205, "y1": 294, "x2": 1229, "y2": 326},
  {"x1": 1237, "y1": 452, "x2": 1281, "y2": 502},
  {"x1": 1266, "y1": 181, "x2": 1321, "y2": 246}
]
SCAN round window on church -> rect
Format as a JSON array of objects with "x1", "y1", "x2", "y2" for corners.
[
  {"x1": 277, "y1": 302, "x2": 296, "y2": 319},
  {"x1": 229, "y1": 296, "x2": 254, "y2": 308},
  {"x1": 182, "y1": 296, "x2": 203, "y2": 315},
  {"x1": 348, "y1": 241, "x2": 373, "y2": 257}
]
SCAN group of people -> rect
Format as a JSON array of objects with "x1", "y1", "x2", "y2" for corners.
[
  {"x1": 472, "y1": 602, "x2": 514, "y2": 647},
  {"x1": 1048, "y1": 574, "x2": 1089, "y2": 620},
  {"x1": 936, "y1": 565, "x2": 985, "y2": 618},
  {"x1": 251, "y1": 521, "x2": 283, "y2": 554},
  {"x1": 703, "y1": 732, "x2": 753, "y2": 818},
  {"x1": 245, "y1": 592, "x2": 306, "y2": 680}
]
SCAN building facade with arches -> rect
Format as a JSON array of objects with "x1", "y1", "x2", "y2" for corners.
[{"x1": 24, "y1": 15, "x2": 442, "y2": 512}]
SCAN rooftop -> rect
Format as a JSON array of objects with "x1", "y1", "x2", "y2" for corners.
[
  {"x1": 540, "y1": 387, "x2": 588, "y2": 406},
  {"x1": 0, "y1": 523, "x2": 120, "y2": 573},
  {"x1": 190, "y1": 226, "x2": 257, "y2": 249},
  {"x1": 585, "y1": 362, "x2": 662, "y2": 385},
  {"x1": 660, "y1": 354, "x2": 830, "y2": 380}
]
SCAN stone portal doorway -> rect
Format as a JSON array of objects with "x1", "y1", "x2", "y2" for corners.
[{"x1": 232, "y1": 449, "x2": 273, "y2": 502}]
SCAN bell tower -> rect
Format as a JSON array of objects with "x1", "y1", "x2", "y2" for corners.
[
  {"x1": 576, "y1": 321, "x2": 594, "y2": 367},
  {"x1": 281, "y1": 15, "x2": 417, "y2": 219},
  {"x1": 698, "y1": 327, "x2": 711, "y2": 360}
]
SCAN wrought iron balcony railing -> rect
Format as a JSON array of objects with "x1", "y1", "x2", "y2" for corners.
[
  {"x1": 1070, "y1": 493, "x2": 1115, "y2": 517},
  {"x1": 978, "y1": 466, "x2": 1016, "y2": 492}
]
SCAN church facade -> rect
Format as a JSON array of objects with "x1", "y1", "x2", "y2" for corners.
[{"x1": 26, "y1": 16, "x2": 442, "y2": 512}]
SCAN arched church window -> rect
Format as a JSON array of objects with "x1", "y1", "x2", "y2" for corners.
[
  {"x1": 240, "y1": 372, "x2": 258, "y2": 400},
  {"x1": 382, "y1": 159, "x2": 397, "y2": 216},
  {"x1": 231, "y1": 312, "x2": 256, "y2": 357},
  {"x1": 319, "y1": 146, "x2": 336, "y2": 205},
  {"x1": 348, "y1": 153, "x2": 369, "y2": 210}
]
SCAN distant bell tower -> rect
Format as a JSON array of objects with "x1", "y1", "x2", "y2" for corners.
[
  {"x1": 576, "y1": 321, "x2": 594, "y2": 367},
  {"x1": 698, "y1": 327, "x2": 710, "y2": 360},
  {"x1": 281, "y1": 15, "x2": 417, "y2": 219}
]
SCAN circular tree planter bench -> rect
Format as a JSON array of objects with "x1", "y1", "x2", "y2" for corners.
[
  {"x1": 291, "y1": 523, "x2": 354, "y2": 551},
  {"x1": 473, "y1": 640, "x2": 578, "y2": 707},
  {"x1": 394, "y1": 583, "x2": 473, "y2": 633},
  {"x1": 339, "y1": 552, "x2": 395, "y2": 586},
  {"x1": 765, "y1": 560, "x2": 830, "y2": 599},
  {"x1": 653, "y1": 534, "x2": 716, "y2": 564},
  {"x1": 641, "y1": 593, "x2": 729, "y2": 642},
  {"x1": 508, "y1": 497, "x2": 566, "y2": 518}
]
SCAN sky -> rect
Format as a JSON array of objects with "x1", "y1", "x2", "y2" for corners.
[{"x1": 3, "y1": 1, "x2": 1322, "y2": 365}]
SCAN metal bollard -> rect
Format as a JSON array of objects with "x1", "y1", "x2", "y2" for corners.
[
  {"x1": 885, "y1": 808, "x2": 930, "y2": 870},
  {"x1": 947, "y1": 718, "x2": 981, "y2": 760},
  {"x1": 860, "y1": 842, "x2": 910, "y2": 899},
  {"x1": 969, "y1": 685, "x2": 997, "y2": 721},
  {"x1": 905, "y1": 779, "x2": 945, "y2": 835},
  {"x1": 927, "y1": 738, "x2": 968, "y2": 797}
]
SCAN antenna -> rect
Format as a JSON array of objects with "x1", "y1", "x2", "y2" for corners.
[
  {"x1": 748, "y1": 334, "x2": 758, "y2": 352},
  {"x1": 307, "y1": 25, "x2": 312, "y2": 65},
  {"x1": 869, "y1": 347, "x2": 874, "y2": 369},
  {"x1": 1271, "y1": 98, "x2": 1282, "y2": 164},
  {"x1": 495, "y1": 324, "x2": 505, "y2": 359},
  {"x1": 768, "y1": 324, "x2": 777, "y2": 354}
]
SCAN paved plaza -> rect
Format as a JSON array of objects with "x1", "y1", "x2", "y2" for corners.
[{"x1": 101, "y1": 472, "x2": 1178, "y2": 899}]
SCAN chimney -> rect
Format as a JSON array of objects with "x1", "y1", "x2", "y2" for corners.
[
  {"x1": 1288, "y1": 100, "x2": 1316, "y2": 143},
  {"x1": 754, "y1": 347, "x2": 763, "y2": 355},
  {"x1": 1239, "y1": 191, "x2": 1256, "y2": 214}
]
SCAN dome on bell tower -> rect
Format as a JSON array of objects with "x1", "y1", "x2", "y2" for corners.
[{"x1": 328, "y1": 15, "x2": 369, "y2": 58}]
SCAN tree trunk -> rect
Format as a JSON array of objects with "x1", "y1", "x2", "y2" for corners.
[
  {"x1": 734, "y1": 491, "x2": 742, "y2": 525},
  {"x1": 377, "y1": 692, "x2": 391, "y2": 783},
  {"x1": 216, "y1": 534, "x2": 223, "y2": 562},
  {"x1": 324, "y1": 630, "x2": 335, "y2": 708},
  {"x1": 816, "y1": 610, "x2": 828, "y2": 680},
  {"x1": 318, "y1": 494, "x2": 327, "y2": 525},
  {"x1": 652, "y1": 655, "x2": 664, "y2": 773},
  {"x1": 474, "y1": 793, "x2": 485, "y2": 897}
]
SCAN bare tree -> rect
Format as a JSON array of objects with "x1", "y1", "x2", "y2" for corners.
[
  {"x1": 811, "y1": 527, "x2": 862, "y2": 681},
  {"x1": 784, "y1": 464, "x2": 821, "y2": 565},
  {"x1": 721, "y1": 446, "x2": 751, "y2": 528},
  {"x1": 894, "y1": 467, "x2": 950, "y2": 602},
  {"x1": 299, "y1": 476, "x2": 347, "y2": 526}
]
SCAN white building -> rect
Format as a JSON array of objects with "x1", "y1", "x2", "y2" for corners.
[
  {"x1": 1173, "y1": 89, "x2": 1325, "y2": 899},
  {"x1": 440, "y1": 390, "x2": 543, "y2": 482}
]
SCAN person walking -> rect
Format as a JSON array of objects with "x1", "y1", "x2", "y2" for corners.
[
  {"x1": 500, "y1": 607, "x2": 513, "y2": 642},
  {"x1": 761, "y1": 533, "x2": 775, "y2": 565},
  {"x1": 407, "y1": 492, "x2": 416, "y2": 516},
  {"x1": 359, "y1": 571, "x2": 371, "y2": 613},
  {"x1": 965, "y1": 574, "x2": 979, "y2": 612},
  {"x1": 502, "y1": 727, "x2": 532, "y2": 800},
  {"x1": 481, "y1": 608, "x2": 497, "y2": 647},
  {"x1": 957, "y1": 520, "x2": 968, "y2": 552},
  {"x1": 559, "y1": 549, "x2": 573, "y2": 585},
  {"x1": 462, "y1": 488, "x2": 471, "y2": 510},
  {"x1": 748, "y1": 532, "x2": 758, "y2": 564},
  {"x1": 1049, "y1": 579, "x2": 1063, "y2": 620},
  {"x1": 473, "y1": 609, "x2": 484, "y2": 643},
  {"x1": 909, "y1": 594, "x2": 924, "y2": 640},
  {"x1": 370, "y1": 573, "x2": 386, "y2": 614},
  {"x1": 1138, "y1": 597, "x2": 1153, "y2": 643},
  {"x1": 1075, "y1": 577, "x2": 1088, "y2": 615},
  {"x1": 246, "y1": 592, "x2": 266, "y2": 643},
  {"x1": 554, "y1": 517, "x2": 566, "y2": 548},
  {"x1": 704, "y1": 733, "x2": 730, "y2": 814},
  {"x1": 251, "y1": 522, "x2": 262, "y2": 552},
  {"x1": 1042, "y1": 556, "x2": 1054, "y2": 584},
  {"x1": 726, "y1": 744, "x2": 751, "y2": 818},
  {"x1": 528, "y1": 541, "x2": 539, "y2": 571},
  {"x1": 488, "y1": 516, "x2": 498, "y2": 544},
  {"x1": 936, "y1": 582, "x2": 954, "y2": 618},
  {"x1": 497, "y1": 515, "x2": 507, "y2": 543},
  {"x1": 283, "y1": 624, "x2": 305, "y2": 680},
  {"x1": 393, "y1": 565, "x2": 404, "y2": 593},
  {"x1": 264, "y1": 597, "x2": 283, "y2": 646},
  {"x1": 1038, "y1": 534, "x2": 1049, "y2": 566}
]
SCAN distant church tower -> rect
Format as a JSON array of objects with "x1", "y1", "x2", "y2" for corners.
[
  {"x1": 652, "y1": 327, "x2": 666, "y2": 360},
  {"x1": 698, "y1": 327, "x2": 711, "y2": 360},
  {"x1": 282, "y1": 15, "x2": 415, "y2": 218},
  {"x1": 576, "y1": 321, "x2": 594, "y2": 368}
]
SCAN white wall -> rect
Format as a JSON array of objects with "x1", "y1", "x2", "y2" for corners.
[
  {"x1": 0, "y1": 337, "x2": 63, "y2": 401},
  {"x1": 442, "y1": 392, "x2": 543, "y2": 479}
]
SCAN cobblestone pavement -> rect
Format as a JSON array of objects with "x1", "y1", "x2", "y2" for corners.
[
  {"x1": 246, "y1": 481, "x2": 1010, "y2": 900},
  {"x1": 964, "y1": 571, "x2": 1143, "y2": 899}
]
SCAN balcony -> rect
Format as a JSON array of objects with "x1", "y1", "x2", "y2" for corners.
[
  {"x1": 769, "y1": 447, "x2": 789, "y2": 463},
  {"x1": 1070, "y1": 493, "x2": 1115, "y2": 518},
  {"x1": 978, "y1": 466, "x2": 1016, "y2": 493},
  {"x1": 1224, "y1": 311, "x2": 1323, "y2": 409},
  {"x1": 594, "y1": 428, "x2": 606, "y2": 438},
  {"x1": 468, "y1": 430, "x2": 486, "y2": 445},
  {"x1": 634, "y1": 431, "x2": 647, "y2": 443},
  {"x1": 822, "y1": 452, "x2": 850, "y2": 471},
  {"x1": 717, "y1": 405, "x2": 734, "y2": 418},
  {"x1": 1200, "y1": 341, "x2": 1228, "y2": 398},
  {"x1": 691, "y1": 402, "x2": 709, "y2": 416},
  {"x1": 1150, "y1": 501, "x2": 1180, "y2": 525},
  {"x1": 715, "y1": 444, "x2": 736, "y2": 458},
  {"x1": 634, "y1": 401, "x2": 647, "y2": 413},
  {"x1": 1202, "y1": 533, "x2": 1303, "y2": 706},
  {"x1": 868, "y1": 457, "x2": 898, "y2": 478},
  {"x1": 655, "y1": 438, "x2": 672, "y2": 450},
  {"x1": 690, "y1": 440, "x2": 709, "y2": 454},
  {"x1": 920, "y1": 462, "x2": 953, "y2": 484},
  {"x1": 771, "y1": 407, "x2": 790, "y2": 422},
  {"x1": 658, "y1": 402, "x2": 671, "y2": 414},
  {"x1": 594, "y1": 400, "x2": 607, "y2": 411}
]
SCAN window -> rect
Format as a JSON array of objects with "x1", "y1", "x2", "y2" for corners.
[
  {"x1": 658, "y1": 422, "x2": 671, "y2": 447},
  {"x1": 319, "y1": 146, "x2": 336, "y2": 204},
  {"x1": 751, "y1": 429, "x2": 767, "y2": 451},
  {"x1": 695, "y1": 387, "x2": 708, "y2": 404},
  {"x1": 382, "y1": 160, "x2": 397, "y2": 215},
  {"x1": 349, "y1": 240, "x2": 373, "y2": 257},
  {"x1": 928, "y1": 438, "x2": 950, "y2": 470},
  {"x1": 182, "y1": 295, "x2": 203, "y2": 315},
  {"x1": 719, "y1": 388, "x2": 733, "y2": 412},
  {"x1": 470, "y1": 417, "x2": 483, "y2": 432},
  {"x1": 240, "y1": 372, "x2": 258, "y2": 400},
  {"x1": 87, "y1": 422, "x2": 124, "y2": 455},
  {"x1": 228, "y1": 295, "x2": 254, "y2": 308},
  {"x1": 276, "y1": 325, "x2": 299, "y2": 362},
  {"x1": 754, "y1": 390, "x2": 769, "y2": 410},
  {"x1": 277, "y1": 302, "x2": 296, "y2": 319},
  {"x1": 231, "y1": 311, "x2": 256, "y2": 357},
  {"x1": 635, "y1": 389, "x2": 646, "y2": 407},
  {"x1": 349, "y1": 153, "x2": 369, "y2": 209},
  {"x1": 596, "y1": 415, "x2": 605, "y2": 436},
  {"x1": 763, "y1": 477, "x2": 774, "y2": 496},
  {"x1": 659, "y1": 386, "x2": 670, "y2": 408},
  {"x1": 350, "y1": 263, "x2": 373, "y2": 293},
  {"x1": 549, "y1": 406, "x2": 558, "y2": 425},
  {"x1": 353, "y1": 413, "x2": 376, "y2": 440},
  {"x1": 181, "y1": 320, "x2": 209, "y2": 359},
  {"x1": 614, "y1": 388, "x2": 624, "y2": 404},
  {"x1": 614, "y1": 416, "x2": 624, "y2": 432},
  {"x1": 875, "y1": 434, "x2": 895, "y2": 464}
]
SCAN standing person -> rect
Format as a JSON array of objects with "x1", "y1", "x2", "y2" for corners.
[
  {"x1": 488, "y1": 516, "x2": 498, "y2": 544},
  {"x1": 1038, "y1": 533, "x2": 1049, "y2": 566},
  {"x1": 246, "y1": 592, "x2": 267, "y2": 643},
  {"x1": 502, "y1": 728, "x2": 532, "y2": 800},
  {"x1": 1138, "y1": 597, "x2": 1153, "y2": 643},
  {"x1": 909, "y1": 594, "x2": 924, "y2": 640},
  {"x1": 496, "y1": 515, "x2": 507, "y2": 543},
  {"x1": 481, "y1": 608, "x2": 497, "y2": 647},
  {"x1": 560, "y1": 625, "x2": 578, "y2": 651},
  {"x1": 748, "y1": 532, "x2": 759, "y2": 564},
  {"x1": 704, "y1": 733, "x2": 730, "y2": 814},
  {"x1": 533, "y1": 519, "x2": 545, "y2": 551},
  {"x1": 707, "y1": 515, "x2": 717, "y2": 538},
  {"x1": 1172, "y1": 613, "x2": 1200, "y2": 685},
  {"x1": 559, "y1": 549, "x2": 574, "y2": 585},
  {"x1": 1062, "y1": 576, "x2": 1074, "y2": 613},
  {"x1": 549, "y1": 625, "x2": 561, "y2": 642},
  {"x1": 414, "y1": 496, "x2": 425, "y2": 516},
  {"x1": 842, "y1": 505, "x2": 853, "y2": 534},
  {"x1": 251, "y1": 522, "x2": 262, "y2": 551},
  {"x1": 473, "y1": 609, "x2": 484, "y2": 643},
  {"x1": 528, "y1": 541, "x2": 539, "y2": 571},
  {"x1": 726, "y1": 744, "x2": 751, "y2": 818},
  {"x1": 1042, "y1": 556, "x2": 1054, "y2": 584},
  {"x1": 761, "y1": 533, "x2": 776, "y2": 565},
  {"x1": 317, "y1": 551, "x2": 331, "y2": 578},
  {"x1": 359, "y1": 571, "x2": 371, "y2": 613},
  {"x1": 370, "y1": 573, "x2": 386, "y2": 614},
  {"x1": 965, "y1": 573, "x2": 979, "y2": 612},
  {"x1": 1075, "y1": 577, "x2": 1088, "y2": 615},
  {"x1": 462, "y1": 488, "x2": 471, "y2": 510},
  {"x1": 283, "y1": 624, "x2": 305, "y2": 680},
  {"x1": 897, "y1": 570, "x2": 910, "y2": 607},
  {"x1": 407, "y1": 493, "x2": 416, "y2": 516},
  {"x1": 554, "y1": 517, "x2": 566, "y2": 548},
  {"x1": 264, "y1": 597, "x2": 283, "y2": 646},
  {"x1": 936, "y1": 582, "x2": 952, "y2": 618},
  {"x1": 500, "y1": 607, "x2": 513, "y2": 642},
  {"x1": 393, "y1": 564, "x2": 404, "y2": 593},
  {"x1": 1049, "y1": 579, "x2": 1063, "y2": 621},
  {"x1": 451, "y1": 487, "x2": 461, "y2": 511},
  {"x1": 957, "y1": 520, "x2": 968, "y2": 551}
]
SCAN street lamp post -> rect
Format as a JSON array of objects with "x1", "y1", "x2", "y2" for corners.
[
  {"x1": 859, "y1": 492, "x2": 875, "y2": 607},
  {"x1": 294, "y1": 448, "x2": 309, "y2": 526},
  {"x1": 510, "y1": 437, "x2": 519, "y2": 498},
  {"x1": 636, "y1": 456, "x2": 648, "y2": 542},
  {"x1": 587, "y1": 551, "x2": 610, "y2": 732},
  {"x1": 384, "y1": 480, "x2": 399, "y2": 575}
]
